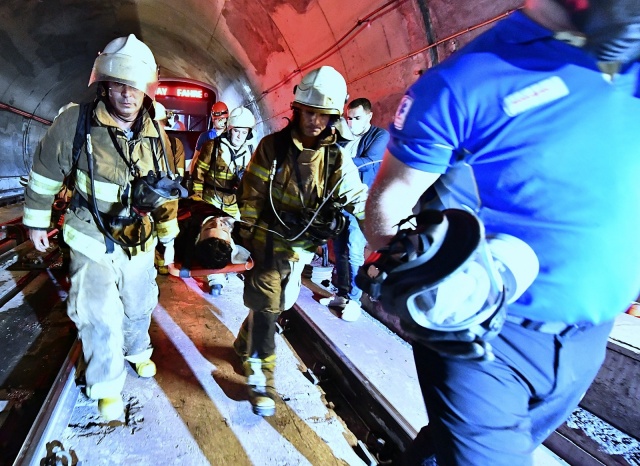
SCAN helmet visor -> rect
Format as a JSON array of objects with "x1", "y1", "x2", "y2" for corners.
[
  {"x1": 89, "y1": 53, "x2": 159, "y2": 98},
  {"x1": 406, "y1": 239, "x2": 504, "y2": 332}
]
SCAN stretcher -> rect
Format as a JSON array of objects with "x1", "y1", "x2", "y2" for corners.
[
  {"x1": 165, "y1": 257, "x2": 254, "y2": 296},
  {"x1": 166, "y1": 257, "x2": 254, "y2": 278}
]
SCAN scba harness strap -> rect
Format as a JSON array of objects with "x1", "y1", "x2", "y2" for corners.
[
  {"x1": 69, "y1": 101, "x2": 185, "y2": 253},
  {"x1": 266, "y1": 127, "x2": 346, "y2": 243}
]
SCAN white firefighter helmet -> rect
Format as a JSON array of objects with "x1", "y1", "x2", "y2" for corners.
[
  {"x1": 88, "y1": 34, "x2": 159, "y2": 98},
  {"x1": 292, "y1": 66, "x2": 348, "y2": 115},
  {"x1": 154, "y1": 101, "x2": 167, "y2": 122},
  {"x1": 227, "y1": 107, "x2": 256, "y2": 130}
]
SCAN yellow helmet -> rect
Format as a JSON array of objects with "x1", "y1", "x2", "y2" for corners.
[
  {"x1": 291, "y1": 66, "x2": 348, "y2": 116},
  {"x1": 88, "y1": 34, "x2": 159, "y2": 98}
]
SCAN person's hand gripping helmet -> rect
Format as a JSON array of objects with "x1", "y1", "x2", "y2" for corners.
[
  {"x1": 356, "y1": 209, "x2": 539, "y2": 362},
  {"x1": 88, "y1": 34, "x2": 159, "y2": 98},
  {"x1": 291, "y1": 66, "x2": 348, "y2": 116}
]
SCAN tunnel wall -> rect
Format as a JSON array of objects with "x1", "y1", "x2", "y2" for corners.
[
  {"x1": 0, "y1": 111, "x2": 48, "y2": 202},
  {"x1": 0, "y1": 0, "x2": 523, "y2": 205}
]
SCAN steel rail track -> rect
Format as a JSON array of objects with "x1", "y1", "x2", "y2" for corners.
[
  {"x1": 284, "y1": 303, "x2": 638, "y2": 466},
  {"x1": 5, "y1": 257, "x2": 637, "y2": 466},
  {"x1": 283, "y1": 304, "x2": 414, "y2": 464},
  {"x1": 12, "y1": 342, "x2": 81, "y2": 466}
]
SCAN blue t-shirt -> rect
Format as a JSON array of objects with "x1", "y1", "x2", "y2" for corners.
[
  {"x1": 195, "y1": 129, "x2": 219, "y2": 151},
  {"x1": 389, "y1": 11, "x2": 640, "y2": 325}
]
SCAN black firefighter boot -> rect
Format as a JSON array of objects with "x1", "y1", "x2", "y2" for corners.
[{"x1": 244, "y1": 310, "x2": 279, "y2": 417}]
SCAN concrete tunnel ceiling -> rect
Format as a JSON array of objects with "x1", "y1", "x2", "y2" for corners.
[{"x1": 0, "y1": 0, "x2": 522, "y2": 146}]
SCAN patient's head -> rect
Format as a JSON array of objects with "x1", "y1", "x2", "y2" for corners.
[{"x1": 195, "y1": 216, "x2": 234, "y2": 269}]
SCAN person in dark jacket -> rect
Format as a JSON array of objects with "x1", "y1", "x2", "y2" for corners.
[
  {"x1": 344, "y1": 98, "x2": 390, "y2": 187},
  {"x1": 330, "y1": 98, "x2": 389, "y2": 318}
]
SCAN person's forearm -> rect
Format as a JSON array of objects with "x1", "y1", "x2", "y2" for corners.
[
  {"x1": 364, "y1": 152, "x2": 440, "y2": 251},
  {"x1": 365, "y1": 180, "x2": 411, "y2": 251}
]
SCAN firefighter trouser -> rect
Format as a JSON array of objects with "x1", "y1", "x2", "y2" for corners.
[
  {"x1": 67, "y1": 246, "x2": 159, "y2": 399},
  {"x1": 240, "y1": 250, "x2": 315, "y2": 358}
]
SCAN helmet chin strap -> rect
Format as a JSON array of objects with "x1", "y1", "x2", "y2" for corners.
[
  {"x1": 112, "y1": 111, "x2": 137, "y2": 124},
  {"x1": 109, "y1": 103, "x2": 148, "y2": 130}
]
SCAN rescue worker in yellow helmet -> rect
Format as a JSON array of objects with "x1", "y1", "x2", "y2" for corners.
[
  {"x1": 233, "y1": 66, "x2": 368, "y2": 417},
  {"x1": 24, "y1": 34, "x2": 181, "y2": 422}
]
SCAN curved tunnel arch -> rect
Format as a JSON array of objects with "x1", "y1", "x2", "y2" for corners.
[{"x1": 0, "y1": 0, "x2": 521, "y2": 198}]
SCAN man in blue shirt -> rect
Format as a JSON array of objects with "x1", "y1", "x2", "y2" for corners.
[
  {"x1": 189, "y1": 101, "x2": 228, "y2": 173},
  {"x1": 365, "y1": 0, "x2": 640, "y2": 464},
  {"x1": 330, "y1": 98, "x2": 389, "y2": 320}
]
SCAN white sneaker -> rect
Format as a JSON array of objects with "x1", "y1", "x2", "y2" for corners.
[{"x1": 340, "y1": 300, "x2": 362, "y2": 322}]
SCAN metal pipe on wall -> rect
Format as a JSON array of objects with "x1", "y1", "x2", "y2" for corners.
[{"x1": 0, "y1": 102, "x2": 52, "y2": 126}]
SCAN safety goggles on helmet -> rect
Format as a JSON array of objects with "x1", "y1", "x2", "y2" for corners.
[{"x1": 211, "y1": 101, "x2": 229, "y2": 118}]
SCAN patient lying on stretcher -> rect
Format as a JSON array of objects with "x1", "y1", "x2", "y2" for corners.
[{"x1": 156, "y1": 197, "x2": 252, "y2": 294}]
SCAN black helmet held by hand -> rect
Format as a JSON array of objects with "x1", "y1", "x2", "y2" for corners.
[
  {"x1": 356, "y1": 209, "x2": 506, "y2": 362},
  {"x1": 131, "y1": 171, "x2": 188, "y2": 213}
]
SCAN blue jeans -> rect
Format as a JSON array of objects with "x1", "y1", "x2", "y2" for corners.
[{"x1": 332, "y1": 211, "x2": 366, "y2": 303}]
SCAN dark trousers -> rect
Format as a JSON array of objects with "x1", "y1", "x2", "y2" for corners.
[
  {"x1": 404, "y1": 319, "x2": 614, "y2": 466},
  {"x1": 332, "y1": 211, "x2": 366, "y2": 302}
]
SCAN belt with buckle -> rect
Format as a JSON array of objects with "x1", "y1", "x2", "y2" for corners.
[{"x1": 505, "y1": 315, "x2": 592, "y2": 337}]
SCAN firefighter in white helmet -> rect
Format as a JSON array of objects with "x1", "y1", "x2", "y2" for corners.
[
  {"x1": 24, "y1": 34, "x2": 183, "y2": 422},
  {"x1": 232, "y1": 66, "x2": 368, "y2": 417},
  {"x1": 192, "y1": 105, "x2": 257, "y2": 294},
  {"x1": 192, "y1": 106, "x2": 256, "y2": 219}
]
